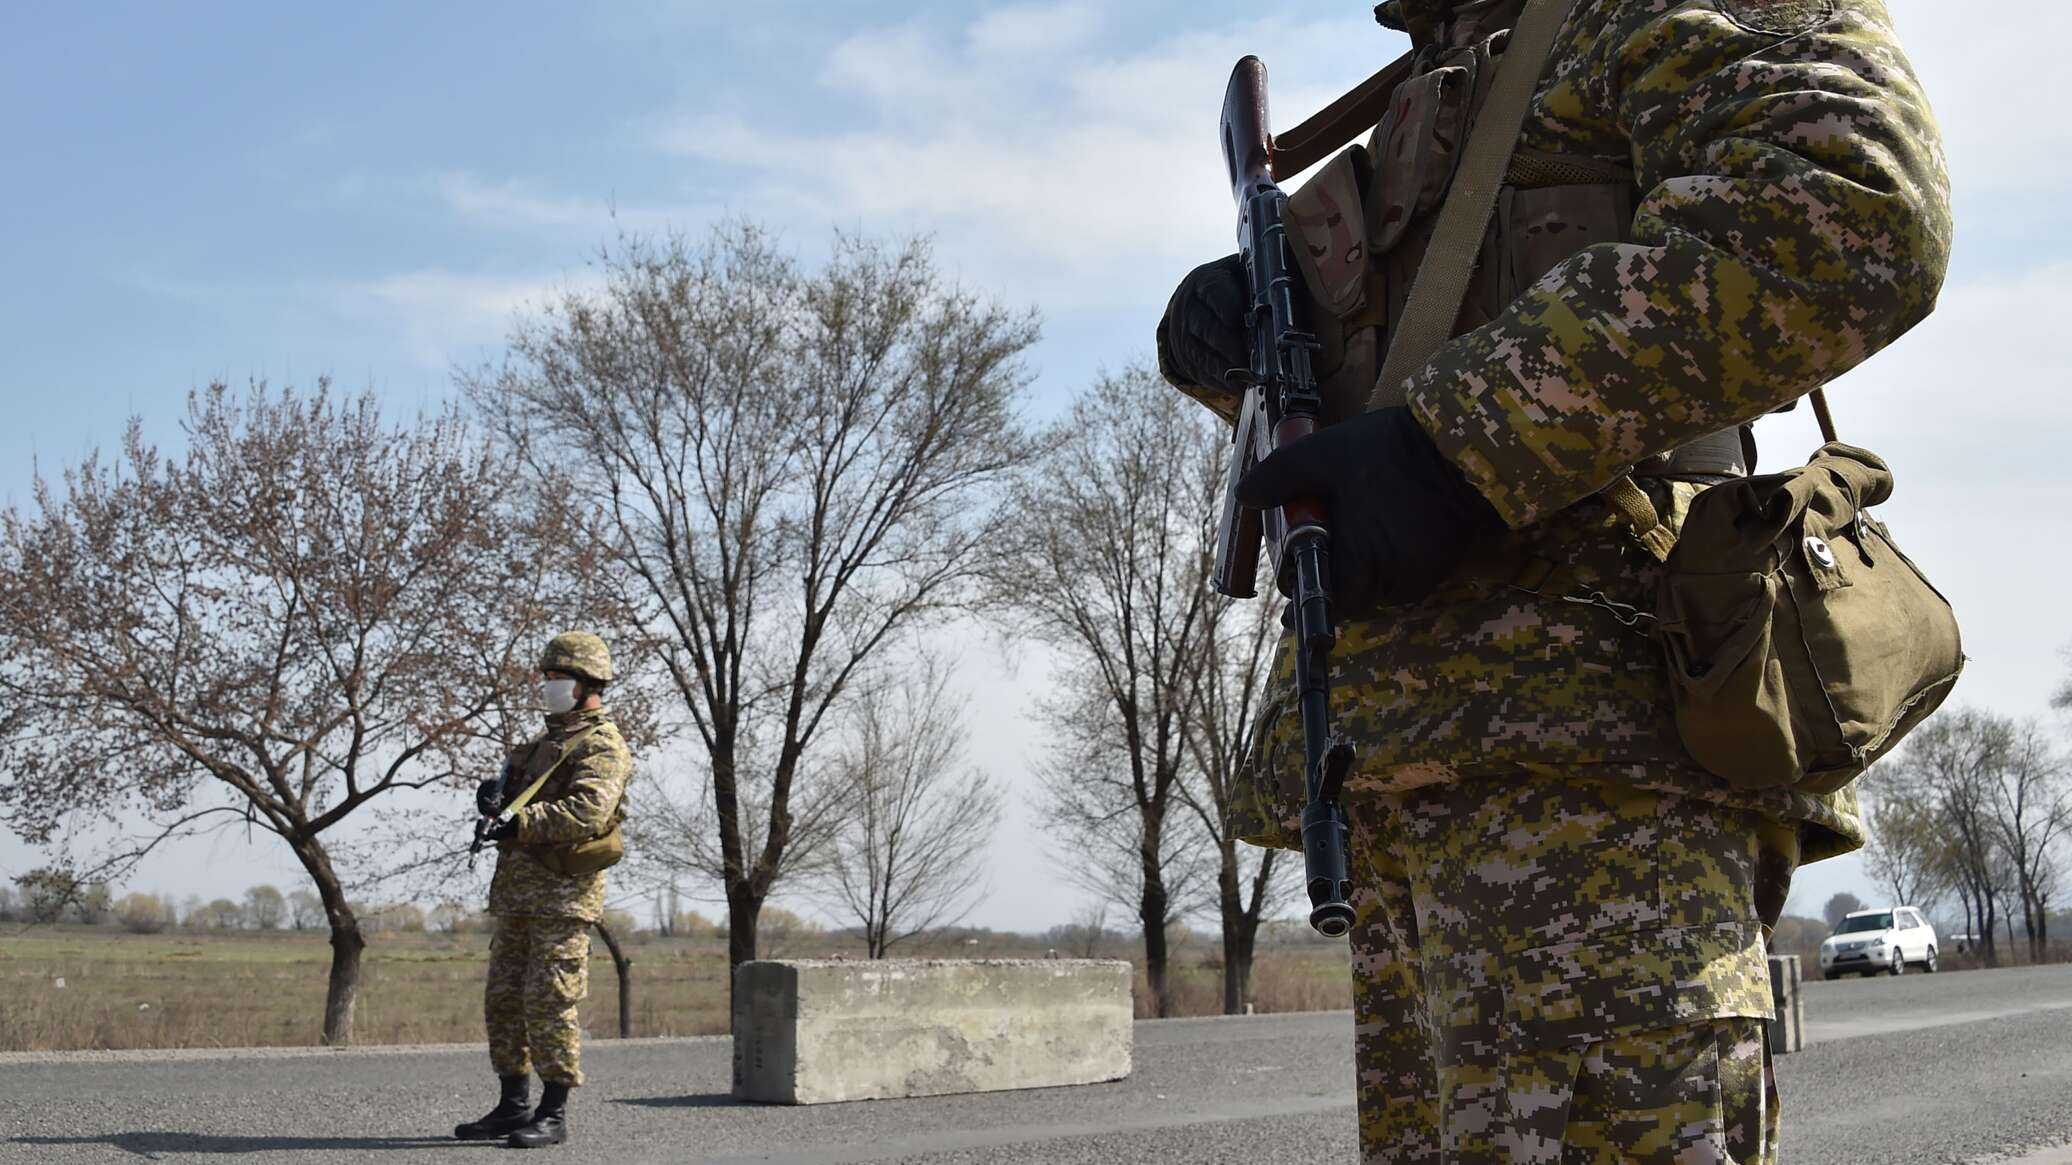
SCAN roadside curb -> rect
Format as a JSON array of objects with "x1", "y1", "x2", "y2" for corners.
[{"x1": 0, "y1": 1033, "x2": 726, "y2": 1067}]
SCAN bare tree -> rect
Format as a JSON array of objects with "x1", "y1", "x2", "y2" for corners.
[
  {"x1": 13, "y1": 869, "x2": 76, "y2": 924},
  {"x1": 288, "y1": 889, "x2": 324, "y2": 931},
  {"x1": 1860, "y1": 784, "x2": 1950, "y2": 912},
  {"x1": 244, "y1": 884, "x2": 287, "y2": 930},
  {"x1": 1822, "y1": 892, "x2": 1865, "y2": 930},
  {"x1": 116, "y1": 893, "x2": 175, "y2": 934},
  {"x1": 1884, "y1": 709, "x2": 2019, "y2": 965},
  {"x1": 72, "y1": 881, "x2": 114, "y2": 926},
  {"x1": 816, "y1": 660, "x2": 1001, "y2": 958},
  {"x1": 0, "y1": 384, "x2": 602, "y2": 1042},
  {"x1": 1182, "y1": 591, "x2": 1291, "y2": 1014},
  {"x1": 995, "y1": 366, "x2": 1225, "y2": 1017},
  {"x1": 195, "y1": 899, "x2": 246, "y2": 929},
  {"x1": 428, "y1": 901, "x2": 470, "y2": 935},
  {"x1": 592, "y1": 917, "x2": 636, "y2": 1037},
  {"x1": 1988, "y1": 722, "x2": 2068, "y2": 961},
  {"x1": 467, "y1": 224, "x2": 1037, "y2": 969}
]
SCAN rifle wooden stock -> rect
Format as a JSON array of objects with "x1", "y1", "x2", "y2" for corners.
[{"x1": 1222, "y1": 56, "x2": 1274, "y2": 200}]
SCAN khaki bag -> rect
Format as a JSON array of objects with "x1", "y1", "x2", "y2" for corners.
[
  {"x1": 1651, "y1": 433, "x2": 1963, "y2": 794},
  {"x1": 534, "y1": 810, "x2": 626, "y2": 878}
]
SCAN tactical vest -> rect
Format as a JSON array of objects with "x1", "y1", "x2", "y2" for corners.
[
  {"x1": 1284, "y1": 7, "x2": 1749, "y2": 485},
  {"x1": 509, "y1": 722, "x2": 627, "y2": 878}
]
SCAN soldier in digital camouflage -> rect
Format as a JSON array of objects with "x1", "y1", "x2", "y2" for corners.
[
  {"x1": 1158, "y1": 0, "x2": 1949, "y2": 1161},
  {"x1": 454, "y1": 632, "x2": 634, "y2": 1150}
]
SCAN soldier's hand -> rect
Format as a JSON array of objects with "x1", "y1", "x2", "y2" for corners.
[
  {"x1": 475, "y1": 779, "x2": 504, "y2": 818},
  {"x1": 1156, "y1": 254, "x2": 1250, "y2": 402},
  {"x1": 1237, "y1": 407, "x2": 1506, "y2": 615},
  {"x1": 482, "y1": 814, "x2": 520, "y2": 842}
]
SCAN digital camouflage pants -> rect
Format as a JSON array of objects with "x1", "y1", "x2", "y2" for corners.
[
  {"x1": 1346, "y1": 773, "x2": 1797, "y2": 1163},
  {"x1": 486, "y1": 914, "x2": 592, "y2": 1087}
]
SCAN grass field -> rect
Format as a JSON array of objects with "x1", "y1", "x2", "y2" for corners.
[{"x1": 0, "y1": 925, "x2": 1353, "y2": 1053}]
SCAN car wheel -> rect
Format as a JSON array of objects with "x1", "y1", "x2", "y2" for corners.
[
  {"x1": 1924, "y1": 946, "x2": 1937, "y2": 973},
  {"x1": 1824, "y1": 971, "x2": 1839, "y2": 981},
  {"x1": 1889, "y1": 949, "x2": 1905, "y2": 976}
]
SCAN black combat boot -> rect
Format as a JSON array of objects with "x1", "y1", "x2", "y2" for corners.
[
  {"x1": 453, "y1": 1074, "x2": 532, "y2": 1140},
  {"x1": 507, "y1": 1081, "x2": 570, "y2": 1148}
]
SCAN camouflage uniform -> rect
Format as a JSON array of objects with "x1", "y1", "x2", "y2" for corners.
[
  {"x1": 1217, "y1": 0, "x2": 1951, "y2": 1160},
  {"x1": 484, "y1": 705, "x2": 633, "y2": 1088}
]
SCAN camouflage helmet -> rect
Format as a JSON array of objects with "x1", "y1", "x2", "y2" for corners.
[{"x1": 539, "y1": 632, "x2": 613, "y2": 684}]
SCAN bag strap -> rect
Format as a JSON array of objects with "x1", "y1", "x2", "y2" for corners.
[
  {"x1": 1372, "y1": 0, "x2": 1581, "y2": 400},
  {"x1": 504, "y1": 724, "x2": 605, "y2": 817},
  {"x1": 1810, "y1": 387, "x2": 1839, "y2": 444}
]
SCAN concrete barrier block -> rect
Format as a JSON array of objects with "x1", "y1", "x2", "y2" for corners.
[
  {"x1": 732, "y1": 958, "x2": 1133, "y2": 1104},
  {"x1": 1768, "y1": 954, "x2": 1804, "y2": 1055}
]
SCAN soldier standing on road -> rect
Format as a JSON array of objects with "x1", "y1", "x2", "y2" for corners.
[
  {"x1": 455, "y1": 632, "x2": 633, "y2": 1150},
  {"x1": 1159, "y1": 0, "x2": 1949, "y2": 1161}
]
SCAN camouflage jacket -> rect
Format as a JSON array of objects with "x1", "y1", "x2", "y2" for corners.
[
  {"x1": 1235, "y1": 0, "x2": 1950, "y2": 863},
  {"x1": 487, "y1": 706, "x2": 633, "y2": 923}
]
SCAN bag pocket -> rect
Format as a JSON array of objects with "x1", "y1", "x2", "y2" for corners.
[
  {"x1": 1776, "y1": 517, "x2": 1963, "y2": 793},
  {"x1": 1656, "y1": 569, "x2": 1801, "y2": 787}
]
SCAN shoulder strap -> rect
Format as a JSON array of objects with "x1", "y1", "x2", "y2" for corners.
[
  {"x1": 1362, "y1": 0, "x2": 1684, "y2": 561},
  {"x1": 504, "y1": 724, "x2": 606, "y2": 816},
  {"x1": 1372, "y1": 0, "x2": 1582, "y2": 400}
]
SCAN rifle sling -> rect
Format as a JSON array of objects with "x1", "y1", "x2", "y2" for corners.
[{"x1": 1270, "y1": 50, "x2": 1416, "y2": 180}]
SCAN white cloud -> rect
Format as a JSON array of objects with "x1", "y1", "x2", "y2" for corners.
[
  {"x1": 649, "y1": 3, "x2": 1395, "y2": 319},
  {"x1": 335, "y1": 269, "x2": 585, "y2": 369},
  {"x1": 432, "y1": 172, "x2": 616, "y2": 232}
]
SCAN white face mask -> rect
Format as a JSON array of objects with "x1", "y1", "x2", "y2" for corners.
[{"x1": 542, "y1": 678, "x2": 581, "y2": 715}]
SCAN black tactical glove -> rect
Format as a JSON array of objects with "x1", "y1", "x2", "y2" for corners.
[
  {"x1": 1237, "y1": 407, "x2": 1506, "y2": 615},
  {"x1": 1155, "y1": 254, "x2": 1251, "y2": 401},
  {"x1": 475, "y1": 779, "x2": 504, "y2": 818},
  {"x1": 482, "y1": 814, "x2": 520, "y2": 843}
]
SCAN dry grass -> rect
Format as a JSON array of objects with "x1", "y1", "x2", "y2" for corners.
[{"x1": 0, "y1": 925, "x2": 1352, "y2": 1052}]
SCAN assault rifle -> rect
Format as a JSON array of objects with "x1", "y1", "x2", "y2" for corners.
[{"x1": 1212, "y1": 56, "x2": 1357, "y2": 940}]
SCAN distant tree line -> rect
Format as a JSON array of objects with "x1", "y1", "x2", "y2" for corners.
[{"x1": 1853, "y1": 704, "x2": 2072, "y2": 966}]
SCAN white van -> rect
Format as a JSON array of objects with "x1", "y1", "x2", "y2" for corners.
[{"x1": 1818, "y1": 906, "x2": 1939, "y2": 979}]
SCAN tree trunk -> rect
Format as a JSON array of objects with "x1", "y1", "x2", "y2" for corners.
[
  {"x1": 1983, "y1": 891, "x2": 2001, "y2": 967},
  {"x1": 322, "y1": 919, "x2": 366, "y2": 1045},
  {"x1": 1140, "y1": 880, "x2": 1171, "y2": 1019},
  {"x1": 289, "y1": 836, "x2": 364, "y2": 1045},
  {"x1": 1217, "y1": 849, "x2": 1244, "y2": 1016},
  {"x1": 593, "y1": 920, "x2": 634, "y2": 1038},
  {"x1": 727, "y1": 886, "x2": 763, "y2": 968}
]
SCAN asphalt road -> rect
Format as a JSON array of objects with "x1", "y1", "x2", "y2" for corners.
[{"x1": 3, "y1": 964, "x2": 2070, "y2": 1164}]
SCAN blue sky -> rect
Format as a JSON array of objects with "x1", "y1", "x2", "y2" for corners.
[{"x1": 3, "y1": 1, "x2": 2068, "y2": 930}]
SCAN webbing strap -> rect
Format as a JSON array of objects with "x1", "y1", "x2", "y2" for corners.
[
  {"x1": 1371, "y1": 0, "x2": 1583, "y2": 401},
  {"x1": 1601, "y1": 477, "x2": 1679, "y2": 561},
  {"x1": 504, "y1": 724, "x2": 604, "y2": 817}
]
